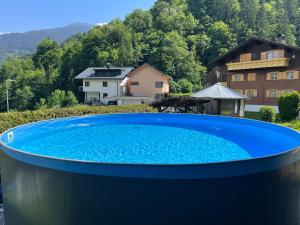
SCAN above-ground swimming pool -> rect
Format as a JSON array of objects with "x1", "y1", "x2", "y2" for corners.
[{"x1": 1, "y1": 113, "x2": 300, "y2": 225}]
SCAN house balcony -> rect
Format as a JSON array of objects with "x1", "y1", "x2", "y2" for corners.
[{"x1": 226, "y1": 58, "x2": 289, "y2": 71}]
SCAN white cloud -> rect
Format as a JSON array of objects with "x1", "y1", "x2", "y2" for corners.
[
  {"x1": 95, "y1": 22, "x2": 108, "y2": 27},
  {"x1": 0, "y1": 32, "x2": 10, "y2": 35}
]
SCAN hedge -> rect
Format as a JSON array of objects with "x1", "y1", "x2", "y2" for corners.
[
  {"x1": 0, "y1": 104, "x2": 156, "y2": 133},
  {"x1": 259, "y1": 106, "x2": 276, "y2": 122},
  {"x1": 278, "y1": 92, "x2": 300, "y2": 120}
]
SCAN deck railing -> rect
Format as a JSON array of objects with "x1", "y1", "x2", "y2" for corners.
[{"x1": 226, "y1": 58, "x2": 289, "y2": 71}]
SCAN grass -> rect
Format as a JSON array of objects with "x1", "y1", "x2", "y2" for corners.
[
  {"x1": 278, "y1": 120, "x2": 300, "y2": 132},
  {"x1": 244, "y1": 111, "x2": 300, "y2": 132}
]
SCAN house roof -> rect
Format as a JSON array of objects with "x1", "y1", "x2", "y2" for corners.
[
  {"x1": 127, "y1": 63, "x2": 172, "y2": 80},
  {"x1": 75, "y1": 67, "x2": 134, "y2": 80},
  {"x1": 213, "y1": 37, "x2": 300, "y2": 65},
  {"x1": 192, "y1": 83, "x2": 249, "y2": 100}
]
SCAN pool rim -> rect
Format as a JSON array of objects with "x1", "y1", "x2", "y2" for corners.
[{"x1": 1, "y1": 113, "x2": 300, "y2": 179}]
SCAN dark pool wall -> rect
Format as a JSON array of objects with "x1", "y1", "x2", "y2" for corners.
[{"x1": 1, "y1": 151, "x2": 300, "y2": 225}]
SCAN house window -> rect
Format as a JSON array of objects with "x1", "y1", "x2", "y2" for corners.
[
  {"x1": 220, "y1": 73, "x2": 228, "y2": 82},
  {"x1": 270, "y1": 72, "x2": 279, "y2": 80},
  {"x1": 131, "y1": 81, "x2": 139, "y2": 85},
  {"x1": 155, "y1": 82, "x2": 163, "y2": 88},
  {"x1": 267, "y1": 89, "x2": 280, "y2": 98},
  {"x1": 234, "y1": 89, "x2": 244, "y2": 95},
  {"x1": 84, "y1": 81, "x2": 90, "y2": 87},
  {"x1": 232, "y1": 74, "x2": 244, "y2": 82},
  {"x1": 103, "y1": 81, "x2": 108, "y2": 87},
  {"x1": 248, "y1": 73, "x2": 256, "y2": 81},
  {"x1": 282, "y1": 89, "x2": 295, "y2": 95},
  {"x1": 103, "y1": 93, "x2": 108, "y2": 98},
  {"x1": 287, "y1": 71, "x2": 294, "y2": 80},
  {"x1": 251, "y1": 52, "x2": 260, "y2": 61},
  {"x1": 267, "y1": 50, "x2": 280, "y2": 60},
  {"x1": 240, "y1": 53, "x2": 251, "y2": 62},
  {"x1": 155, "y1": 93, "x2": 164, "y2": 99},
  {"x1": 245, "y1": 89, "x2": 257, "y2": 97}
]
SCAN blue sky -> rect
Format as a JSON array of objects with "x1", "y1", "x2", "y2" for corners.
[{"x1": 0, "y1": 0, "x2": 156, "y2": 33}]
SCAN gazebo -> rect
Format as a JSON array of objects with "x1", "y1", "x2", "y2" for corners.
[{"x1": 192, "y1": 83, "x2": 249, "y2": 116}]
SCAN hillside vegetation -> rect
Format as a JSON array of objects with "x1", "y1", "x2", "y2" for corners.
[
  {"x1": 0, "y1": 0, "x2": 299, "y2": 112},
  {"x1": 0, "y1": 23, "x2": 92, "y2": 63}
]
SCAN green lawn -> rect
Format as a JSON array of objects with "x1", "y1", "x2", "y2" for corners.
[
  {"x1": 244, "y1": 111, "x2": 300, "y2": 132},
  {"x1": 278, "y1": 120, "x2": 300, "y2": 132}
]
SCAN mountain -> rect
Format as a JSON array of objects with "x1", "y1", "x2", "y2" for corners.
[{"x1": 0, "y1": 22, "x2": 93, "y2": 63}]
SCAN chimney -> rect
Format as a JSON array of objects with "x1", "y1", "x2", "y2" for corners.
[
  {"x1": 276, "y1": 34, "x2": 286, "y2": 44},
  {"x1": 106, "y1": 63, "x2": 111, "y2": 69}
]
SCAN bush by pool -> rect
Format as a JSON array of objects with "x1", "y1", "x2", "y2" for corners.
[{"x1": 1, "y1": 113, "x2": 300, "y2": 225}]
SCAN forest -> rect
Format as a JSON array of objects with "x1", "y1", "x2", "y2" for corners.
[{"x1": 0, "y1": 0, "x2": 299, "y2": 112}]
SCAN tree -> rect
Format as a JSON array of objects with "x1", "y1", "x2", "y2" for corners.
[
  {"x1": 125, "y1": 9, "x2": 153, "y2": 33},
  {"x1": 153, "y1": 31, "x2": 206, "y2": 84},
  {"x1": 59, "y1": 37, "x2": 83, "y2": 93},
  {"x1": 64, "y1": 91, "x2": 78, "y2": 107},
  {"x1": 178, "y1": 79, "x2": 193, "y2": 93},
  {"x1": 151, "y1": 0, "x2": 199, "y2": 35},
  {"x1": 48, "y1": 90, "x2": 66, "y2": 108},
  {"x1": 35, "y1": 98, "x2": 48, "y2": 110},
  {"x1": 170, "y1": 80, "x2": 181, "y2": 93},
  {"x1": 11, "y1": 86, "x2": 34, "y2": 111},
  {"x1": 206, "y1": 21, "x2": 236, "y2": 66},
  {"x1": 256, "y1": 3, "x2": 277, "y2": 40},
  {"x1": 79, "y1": 20, "x2": 136, "y2": 67},
  {"x1": 33, "y1": 38, "x2": 63, "y2": 82}
]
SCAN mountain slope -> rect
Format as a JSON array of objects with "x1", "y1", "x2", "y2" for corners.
[{"x1": 0, "y1": 22, "x2": 92, "y2": 63}]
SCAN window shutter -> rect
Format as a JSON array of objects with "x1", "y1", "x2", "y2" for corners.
[
  {"x1": 277, "y1": 90, "x2": 281, "y2": 97},
  {"x1": 261, "y1": 52, "x2": 267, "y2": 60},
  {"x1": 248, "y1": 73, "x2": 256, "y2": 81},
  {"x1": 254, "y1": 89, "x2": 258, "y2": 97},
  {"x1": 241, "y1": 74, "x2": 245, "y2": 81},
  {"x1": 294, "y1": 71, "x2": 299, "y2": 79},
  {"x1": 282, "y1": 72, "x2": 288, "y2": 80},
  {"x1": 266, "y1": 90, "x2": 270, "y2": 98},
  {"x1": 240, "y1": 53, "x2": 251, "y2": 62},
  {"x1": 232, "y1": 75, "x2": 235, "y2": 82},
  {"x1": 278, "y1": 72, "x2": 284, "y2": 80},
  {"x1": 278, "y1": 50, "x2": 285, "y2": 58},
  {"x1": 266, "y1": 73, "x2": 271, "y2": 80}
]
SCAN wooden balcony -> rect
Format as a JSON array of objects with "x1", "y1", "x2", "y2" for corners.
[{"x1": 226, "y1": 58, "x2": 289, "y2": 71}]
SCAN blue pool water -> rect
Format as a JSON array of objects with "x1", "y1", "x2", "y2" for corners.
[{"x1": 1, "y1": 114, "x2": 300, "y2": 164}]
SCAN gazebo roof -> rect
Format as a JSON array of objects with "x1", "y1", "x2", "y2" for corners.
[{"x1": 192, "y1": 83, "x2": 249, "y2": 100}]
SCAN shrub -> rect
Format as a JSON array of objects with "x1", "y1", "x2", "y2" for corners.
[
  {"x1": 278, "y1": 92, "x2": 300, "y2": 120},
  {"x1": 259, "y1": 106, "x2": 276, "y2": 122},
  {"x1": 47, "y1": 90, "x2": 78, "y2": 108},
  {"x1": 48, "y1": 90, "x2": 66, "y2": 108},
  {"x1": 169, "y1": 80, "x2": 181, "y2": 93},
  {"x1": 35, "y1": 98, "x2": 48, "y2": 110},
  {"x1": 178, "y1": 79, "x2": 193, "y2": 93},
  {"x1": 0, "y1": 104, "x2": 156, "y2": 133},
  {"x1": 63, "y1": 91, "x2": 78, "y2": 107},
  {"x1": 192, "y1": 83, "x2": 202, "y2": 92}
]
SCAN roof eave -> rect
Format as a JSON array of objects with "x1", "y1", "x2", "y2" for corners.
[{"x1": 211, "y1": 37, "x2": 300, "y2": 65}]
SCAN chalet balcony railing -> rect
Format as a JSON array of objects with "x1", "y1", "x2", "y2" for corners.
[{"x1": 226, "y1": 58, "x2": 289, "y2": 71}]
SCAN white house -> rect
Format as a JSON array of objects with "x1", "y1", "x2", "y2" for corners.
[
  {"x1": 75, "y1": 64, "x2": 171, "y2": 105},
  {"x1": 75, "y1": 66, "x2": 133, "y2": 104},
  {"x1": 75, "y1": 63, "x2": 171, "y2": 105}
]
